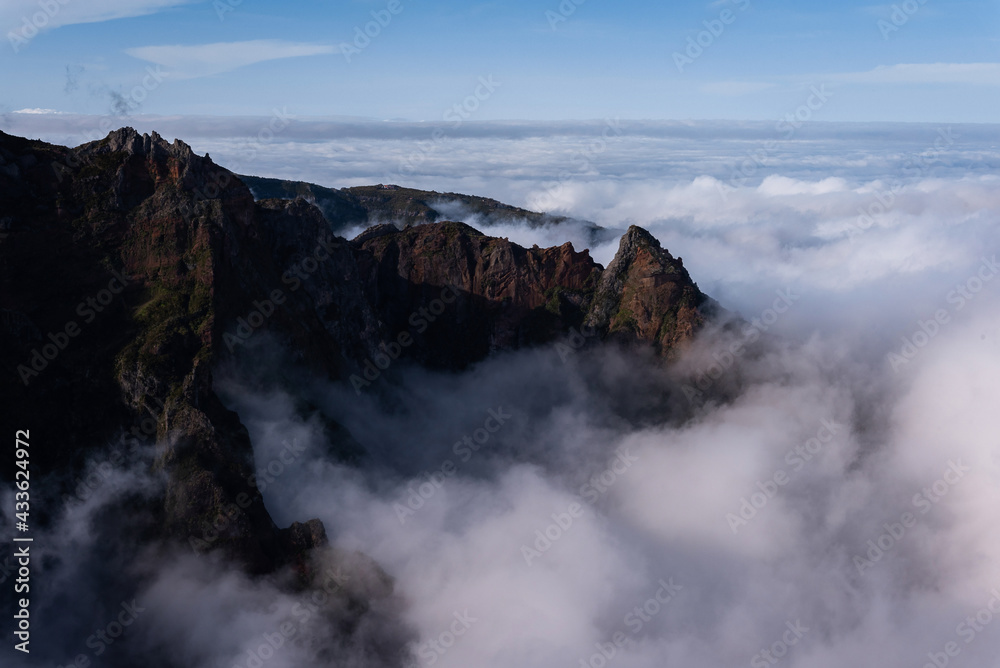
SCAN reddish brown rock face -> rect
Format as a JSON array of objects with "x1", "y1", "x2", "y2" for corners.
[
  {"x1": 586, "y1": 226, "x2": 713, "y2": 356},
  {"x1": 348, "y1": 222, "x2": 716, "y2": 367},
  {"x1": 352, "y1": 222, "x2": 602, "y2": 363}
]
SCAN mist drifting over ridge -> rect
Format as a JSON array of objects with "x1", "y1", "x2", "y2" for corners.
[
  {"x1": 0, "y1": 116, "x2": 998, "y2": 668},
  {"x1": 201, "y1": 115, "x2": 1000, "y2": 666},
  {"x1": 212, "y1": 249, "x2": 1000, "y2": 667}
]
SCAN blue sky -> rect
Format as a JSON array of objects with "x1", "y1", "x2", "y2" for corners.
[{"x1": 1, "y1": 0, "x2": 999, "y2": 122}]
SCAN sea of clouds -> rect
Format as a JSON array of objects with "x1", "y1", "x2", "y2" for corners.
[{"x1": 2, "y1": 115, "x2": 1000, "y2": 667}]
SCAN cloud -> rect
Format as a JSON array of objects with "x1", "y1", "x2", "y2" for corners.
[
  {"x1": 695, "y1": 63, "x2": 1000, "y2": 101},
  {"x1": 194, "y1": 117, "x2": 1000, "y2": 666},
  {"x1": 3, "y1": 119, "x2": 1000, "y2": 667},
  {"x1": 1, "y1": 0, "x2": 196, "y2": 34},
  {"x1": 124, "y1": 40, "x2": 338, "y2": 79},
  {"x1": 212, "y1": 283, "x2": 1000, "y2": 668},
  {"x1": 698, "y1": 81, "x2": 777, "y2": 96},
  {"x1": 0, "y1": 432, "x2": 413, "y2": 668},
  {"x1": 829, "y1": 62, "x2": 1000, "y2": 86},
  {"x1": 12, "y1": 107, "x2": 65, "y2": 114}
]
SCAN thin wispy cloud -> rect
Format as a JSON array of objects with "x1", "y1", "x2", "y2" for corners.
[
  {"x1": 1, "y1": 0, "x2": 196, "y2": 33},
  {"x1": 699, "y1": 62, "x2": 1000, "y2": 101},
  {"x1": 698, "y1": 81, "x2": 778, "y2": 96},
  {"x1": 125, "y1": 40, "x2": 338, "y2": 79},
  {"x1": 829, "y1": 62, "x2": 1000, "y2": 86}
]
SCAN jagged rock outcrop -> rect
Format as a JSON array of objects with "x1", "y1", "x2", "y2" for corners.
[
  {"x1": 0, "y1": 127, "x2": 717, "y2": 575},
  {"x1": 351, "y1": 221, "x2": 602, "y2": 366},
  {"x1": 586, "y1": 225, "x2": 714, "y2": 355},
  {"x1": 240, "y1": 175, "x2": 606, "y2": 242},
  {"x1": 347, "y1": 222, "x2": 716, "y2": 367}
]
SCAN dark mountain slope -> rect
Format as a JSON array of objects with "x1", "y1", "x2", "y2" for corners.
[{"x1": 0, "y1": 125, "x2": 718, "y2": 591}]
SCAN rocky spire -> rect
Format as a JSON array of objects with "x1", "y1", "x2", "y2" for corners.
[{"x1": 585, "y1": 225, "x2": 709, "y2": 353}]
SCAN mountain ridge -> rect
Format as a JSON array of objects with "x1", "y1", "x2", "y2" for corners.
[{"x1": 238, "y1": 173, "x2": 608, "y2": 243}]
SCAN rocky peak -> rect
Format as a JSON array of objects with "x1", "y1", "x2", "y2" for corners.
[
  {"x1": 93, "y1": 126, "x2": 148, "y2": 154},
  {"x1": 72, "y1": 126, "x2": 229, "y2": 203},
  {"x1": 586, "y1": 226, "x2": 708, "y2": 354},
  {"x1": 85, "y1": 126, "x2": 196, "y2": 162},
  {"x1": 607, "y1": 225, "x2": 681, "y2": 272}
]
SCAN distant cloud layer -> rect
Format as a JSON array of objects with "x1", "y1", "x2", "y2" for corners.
[{"x1": 2, "y1": 117, "x2": 1000, "y2": 668}]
